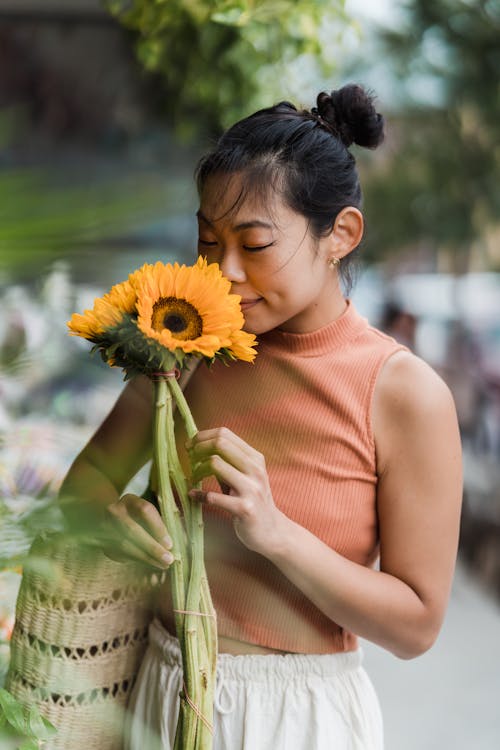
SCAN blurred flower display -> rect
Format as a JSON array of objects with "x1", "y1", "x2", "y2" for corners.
[{"x1": 0, "y1": 263, "x2": 124, "y2": 684}]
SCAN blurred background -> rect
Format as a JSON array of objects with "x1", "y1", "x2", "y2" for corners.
[{"x1": 1, "y1": 1, "x2": 499, "y2": 747}]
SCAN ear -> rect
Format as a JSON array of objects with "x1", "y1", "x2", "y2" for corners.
[{"x1": 329, "y1": 207, "x2": 364, "y2": 259}]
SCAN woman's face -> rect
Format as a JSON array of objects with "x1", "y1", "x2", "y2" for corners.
[{"x1": 197, "y1": 174, "x2": 345, "y2": 335}]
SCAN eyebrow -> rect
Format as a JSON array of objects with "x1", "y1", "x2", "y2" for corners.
[{"x1": 196, "y1": 210, "x2": 273, "y2": 231}]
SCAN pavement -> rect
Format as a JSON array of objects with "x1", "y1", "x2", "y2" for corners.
[{"x1": 361, "y1": 558, "x2": 500, "y2": 749}]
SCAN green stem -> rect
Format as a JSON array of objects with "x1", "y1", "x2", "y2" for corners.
[
  {"x1": 168, "y1": 375, "x2": 197, "y2": 439},
  {"x1": 165, "y1": 389, "x2": 192, "y2": 532},
  {"x1": 185, "y1": 505, "x2": 204, "y2": 749},
  {"x1": 153, "y1": 380, "x2": 186, "y2": 639},
  {"x1": 174, "y1": 701, "x2": 189, "y2": 750},
  {"x1": 165, "y1": 393, "x2": 189, "y2": 564},
  {"x1": 200, "y1": 575, "x2": 218, "y2": 677},
  {"x1": 167, "y1": 375, "x2": 218, "y2": 749},
  {"x1": 165, "y1": 379, "x2": 199, "y2": 748},
  {"x1": 197, "y1": 611, "x2": 214, "y2": 750}
]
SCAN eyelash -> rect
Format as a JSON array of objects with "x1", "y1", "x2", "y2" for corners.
[{"x1": 198, "y1": 240, "x2": 274, "y2": 253}]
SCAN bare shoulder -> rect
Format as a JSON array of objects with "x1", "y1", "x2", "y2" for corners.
[
  {"x1": 372, "y1": 350, "x2": 461, "y2": 474},
  {"x1": 374, "y1": 348, "x2": 456, "y2": 420}
]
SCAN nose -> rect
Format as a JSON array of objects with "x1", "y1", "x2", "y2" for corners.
[{"x1": 219, "y1": 246, "x2": 247, "y2": 283}]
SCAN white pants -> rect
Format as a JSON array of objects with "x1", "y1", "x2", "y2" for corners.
[{"x1": 124, "y1": 618, "x2": 383, "y2": 750}]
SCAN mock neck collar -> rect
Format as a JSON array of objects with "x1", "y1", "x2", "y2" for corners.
[{"x1": 258, "y1": 299, "x2": 368, "y2": 357}]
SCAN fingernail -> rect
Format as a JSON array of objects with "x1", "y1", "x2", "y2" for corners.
[
  {"x1": 161, "y1": 552, "x2": 174, "y2": 566},
  {"x1": 162, "y1": 535, "x2": 172, "y2": 549}
]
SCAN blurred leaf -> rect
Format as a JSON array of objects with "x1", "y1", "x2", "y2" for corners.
[
  {"x1": 104, "y1": 0, "x2": 350, "y2": 135},
  {"x1": 27, "y1": 704, "x2": 57, "y2": 740},
  {"x1": 0, "y1": 689, "x2": 29, "y2": 735},
  {"x1": 0, "y1": 689, "x2": 57, "y2": 747},
  {"x1": 0, "y1": 496, "x2": 64, "y2": 570},
  {"x1": 0, "y1": 167, "x2": 175, "y2": 277},
  {"x1": 17, "y1": 741, "x2": 42, "y2": 750}
]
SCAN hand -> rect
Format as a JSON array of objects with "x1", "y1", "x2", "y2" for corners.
[
  {"x1": 100, "y1": 493, "x2": 174, "y2": 570},
  {"x1": 187, "y1": 427, "x2": 287, "y2": 557}
]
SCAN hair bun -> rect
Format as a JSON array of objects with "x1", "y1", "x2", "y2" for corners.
[{"x1": 316, "y1": 84, "x2": 384, "y2": 149}]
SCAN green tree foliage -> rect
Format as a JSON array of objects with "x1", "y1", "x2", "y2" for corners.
[
  {"x1": 361, "y1": 0, "x2": 500, "y2": 267},
  {"x1": 104, "y1": 0, "x2": 348, "y2": 136}
]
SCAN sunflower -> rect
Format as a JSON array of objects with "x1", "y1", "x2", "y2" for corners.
[
  {"x1": 227, "y1": 329, "x2": 258, "y2": 363},
  {"x1": 68, "y1": 257, "x2": 257, "y2": 375},
  {"x1": 135, "y1": 256, "x2": 257, "y2": 361},
  {"x1": 67, "y1": 276, "x2": 138, "y2": 341}
]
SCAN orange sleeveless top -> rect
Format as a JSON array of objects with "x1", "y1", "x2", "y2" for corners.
[{"x1": 175, "y1": 300, "x2": 408, "y2": 653}]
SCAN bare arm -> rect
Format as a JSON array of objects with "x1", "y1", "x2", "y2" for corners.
[
  {"x1": 268, "y1": 352, "x2": 462, "y2": 657},
  {"x1": 58, "y1": 375, "x2": 175, "y2": 568},
  {"x1": 59, "y1": 374, "x2": 154, "y2": 525},
  {"x1": 189, "y1": 351, "x2": 463, "y2": 658},
  {"x1": 59, "y1": 366, "x2": 201, "y2": 568}
]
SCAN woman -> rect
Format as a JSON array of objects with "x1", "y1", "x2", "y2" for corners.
[{"x1": 59, "y1": 84, "x2": 462, "y2": 749}]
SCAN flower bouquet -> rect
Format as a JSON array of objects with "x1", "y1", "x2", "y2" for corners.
[{"x1": 68, "y1": 257, "x2": 257, "y2": 750}]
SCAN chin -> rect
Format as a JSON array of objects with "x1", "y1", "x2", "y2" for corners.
[
  {"x1": 241, "y1": 304, "x2": 281, "y2": 336},
  {"x1": 243, "y1": 319, "x2": 271, "y2": 336},
  {"x1": 243, "y1": 322, "x2": 259, "y2": 335}
]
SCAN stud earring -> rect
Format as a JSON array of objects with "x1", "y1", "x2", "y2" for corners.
[{"x1": 328, "y1": 257, "x2": 340, "y2": 269}]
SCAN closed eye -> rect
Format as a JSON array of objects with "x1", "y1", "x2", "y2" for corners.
[
  {"x1": 243, "y1": 242, "x2": 275, "y2": 252},
  {"x1": 198, "y1": 239, "x2": 274, "y2": 252}
]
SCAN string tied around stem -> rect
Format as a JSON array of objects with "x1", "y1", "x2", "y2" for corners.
[
  {"x1": 151, "y1": 369, "x2": 181, "y2": 381},
  {"x1": 173, "y1": 608, "x2": 216, "y2": 619},
  {"x1": 181, "y1": 680, "x2": 214, "y2": 735}
]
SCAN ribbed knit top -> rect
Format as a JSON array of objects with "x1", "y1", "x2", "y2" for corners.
[{"x1": 175, "y1": 300, "x2": 408, "y2": 654}]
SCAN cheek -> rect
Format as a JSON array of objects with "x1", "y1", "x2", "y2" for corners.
[{"x1": 199, "y1": 247, "x2": 220, "y2": 264}]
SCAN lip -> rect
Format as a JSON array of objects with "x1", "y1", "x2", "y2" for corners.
[{"x1": 239, "y1": 298, "x2": 262, "y2": 311}]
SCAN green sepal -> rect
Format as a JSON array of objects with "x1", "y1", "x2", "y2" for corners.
[
  {"x1": 83, "y1": 317, "x2": 245, "y2": 379},
  {"x1": 85, "y1": 316, "x2": 210, "y2": 379},
  {"x1": 205, "y1": 347, "x2": 239, "y2": 368}
]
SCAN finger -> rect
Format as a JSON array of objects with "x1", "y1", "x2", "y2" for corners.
[
  {"x1": 107, "y1": 537, "x2": 173, "y2": 570},
  {"x1": 189, "y1": 427, "x2": 256, "y2": 458},
  {"x1": 189, "y1": 488, "x2": 249, "y2": 518},
  {"x1": 100, "y1": 545, "x2": 136, "y2": 564},
  {"x1": 188, "y1": 428, "x2": 259, "y2": 475},
  {"x1": 99, "y1": 535, "x2": 168, "y2": 569},
  {"x1": 190, "y1": 454, "x2": 248, "y2": 495},
  {"x1": 191, "y1": 478, "x2": 230, "y2": 495},
  {"x1": 107, "y1": 503, "x2": 174, "y2": 566},
  {"x1": 125, "y1": 495, "x2": 173, "y2": 549}
]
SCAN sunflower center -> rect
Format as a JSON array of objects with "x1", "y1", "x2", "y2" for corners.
[
  {"x1": 164, "y1": 314, "x2": 186, "y2": 333},
  {"x1": 151, "y1": 297, "x2": 203, "y2": 341}
]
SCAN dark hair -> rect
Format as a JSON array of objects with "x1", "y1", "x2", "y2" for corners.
[{"x1": 196, "y1": 83, "x2": 384, "y2": 295}]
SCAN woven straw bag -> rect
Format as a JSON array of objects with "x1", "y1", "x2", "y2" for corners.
[{"x1": 5, "y1": 530, "x2": 165, "y2": 750}]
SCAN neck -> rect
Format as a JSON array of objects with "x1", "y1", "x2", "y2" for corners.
[{"x1": 278, "y1": 281, "x2": 347, "y2": 334}]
